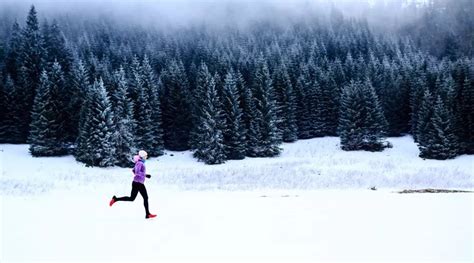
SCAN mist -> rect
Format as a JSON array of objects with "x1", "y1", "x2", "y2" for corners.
[{"x1": 0, "y1": 0, "x2": 426, "y2": 31}]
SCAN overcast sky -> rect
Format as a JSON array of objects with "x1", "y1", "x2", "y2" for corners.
[{"x1": 0, "y1": 0, "x2": 426, "y2": 31}]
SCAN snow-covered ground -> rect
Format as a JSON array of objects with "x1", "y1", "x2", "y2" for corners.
[
  {"x1": 1, "y1": 136, "x2": 473, "y2": 262},
  {"x1": 2, "y1": 188, "x2": 473, "y2": 262},
  {"x1": 1, "y1": 136, "x2": 473, "y2": 194}
]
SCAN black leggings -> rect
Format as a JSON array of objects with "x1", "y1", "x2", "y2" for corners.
[{"x1": 115, "y1": 181, "x2": 150, "y2": 215}]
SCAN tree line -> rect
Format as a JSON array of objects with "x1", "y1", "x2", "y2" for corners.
[{"x1": 0, "y1": 5, "x2": 472, "y2": 166}]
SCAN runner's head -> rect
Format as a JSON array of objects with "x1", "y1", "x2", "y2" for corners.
[{"x1": 138, "y1": 150, "x2": 148, "y2": 159}]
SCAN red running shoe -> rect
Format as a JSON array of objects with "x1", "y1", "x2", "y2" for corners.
[
  {"x1": 146, "y1": 214, "x2": 157, "y2": 219},
  {"x1": 109, "y1": 196, "x2": 116, "y2": 207}
]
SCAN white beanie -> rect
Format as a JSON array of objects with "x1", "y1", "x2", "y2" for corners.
[{"x1": 138, "y1": 150, "x2": 148, "y2": 158}]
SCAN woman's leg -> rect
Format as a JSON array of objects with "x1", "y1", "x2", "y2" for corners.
[
  {"x1": 115, "y1": 182, "x2": 139, "y2": 202},
  {"x1": 137, "y1": 184, "x2": 150, "y2": 216}
]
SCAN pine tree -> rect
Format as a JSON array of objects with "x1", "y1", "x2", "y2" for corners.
[
  {"x1": 5, "y1": 21, "x2": 22, "y2": 81},
  {"x1": 0, "y1": 76, "x2": 22, "y2": 142},
  {"x1": 0, "y1": 40, "x2": 4, "y2": 74},
  {"x1": 42, "y1": 20, "x2": 76, "y2": 142},
  {"x1": 133, "y1": 60, "x2": 154, "y2": 154},
  {"x1": 42, "y1": 20, "x2": 72, "y2": 73},
  {"x1": 0, "y1": 79, "x2": 6, "y2": 138},
  {"x1": 331, "y1": 58, "x2": 346, "y2": 87},
  {"x1": 252, "y1": 55, "x2": 281, "y2": 157},
  {"x1": 273, "y1": 62, "x2": 298, "y2": 142},
  {"x1": 235, "y1": 70, "x2": 260, "y2": 157},
  {"x1": 213, "y1": 71, "x2": 227, "y2": 136},
  {"x1": 394, "y1": 61, "x2": 413, "y2": 135},
  {"x1": 339, "y1": 81, "x2": 364, "y2": 150},
  {"x1": 75, "y1": 79, "x2": 116, "y2": 167},
  {"x1": 439, "y1": 75, "x2": 461, "y2": 133},
  {"x1": 459, "y1": 77, "x2": 474, "y2": 153},
  {"x1": 190, "y1": 62, "x2": 212, "y2": 152},
  {"x1": 141, "y1": 55, "x2": 164, "y2": 156},
  {"x1": 416, "y1": 87, "x2": 434, "y2": 154},
  {"x1": 452, "y1": 60, "x2": 472, "y2": 153},
  {"x1": 286, "y1": 43, "x2": 303, "y2": 89},
  {"x1": 338, "y1": 80, "x2": 388, "y2": 151},
  {"x1": 363, "y1": 79, "x2": 389, "y2": 149},
  {"x1": 126, "y1": 55, "x2": 141, "y2": 102},
  {"x1": 68, "y1": 61, "x2": 89, "y2": 142},
  {"x1": 419, "y1": 96, "x2": 459, "y2": 159},
  {"x1": 74, "y1": 81, "x2": 92, "y2": 163},
  {"x1": 245, "y1": 94, "x2": 261, "y2": 157},
  {"x1": 354, "y1": 54, "x2": 368, "y2": 81},
  {"x1": 129, "y1": 55, "x2": 142, "y2": 123},
  {"x1": 194, "y1": 77, "x2": 226, "y2": 164},
  {"x1": 344, "y1": 52, "x2": 356, "y2": 80},
  {"x1": 48, "y1": 61, "x2": 68, "y2": 145},
  {"x1": 160, "y1": 60, "x2": 192, "y2": 151},
  {"x1": 309, "y1": 79, "x2": 326, "y2": 137},
  {"x1": 151, "y1": 76, "x2": 165, "y2": 154},
  {"x1": 222, "y1": 70, "x2": 246, "y2": 159},
  {"x1": 294, "y1": 66, "x2": 312, "y2": 139},
  {"x1": 377, "y1": 60, "x2": 409, "y2": 136},
  {"x1": 18, "y1": 5, "x2": 46, "y2": 142},
  {"x1": 95, "y1": 56, "x2": 114, "y2": 93},
  {"x1": 410, "y1": 72, "x2": 428, "y2": 142},
  {"x1": 111, "y1": 67, "x2": 136, "y2": 167},
  {"x1": 322, "y1": 75, "x2": 341, "y2": 135},
  {"x1": 28, "y1": 70, "x2": 66, "y2": 156}
]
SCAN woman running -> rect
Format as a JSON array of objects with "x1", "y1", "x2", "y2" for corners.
[{"x1": 109, "y1": 150, "x2": 157, "y2": 219}]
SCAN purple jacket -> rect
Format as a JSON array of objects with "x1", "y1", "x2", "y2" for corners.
[{"x1": 133, "y1": 160, "x2": 146, "y2": 184}]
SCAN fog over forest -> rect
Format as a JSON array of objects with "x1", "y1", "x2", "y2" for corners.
[
  {"x1": 0, "y1": 0, "x2": 445, "y2": 30},
  {"x1": 1, "y1": 0, "x2": 471, "y2": 55},
  {"x1": 0, "y1": 0, "x2": 472, "y2": 166}
]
